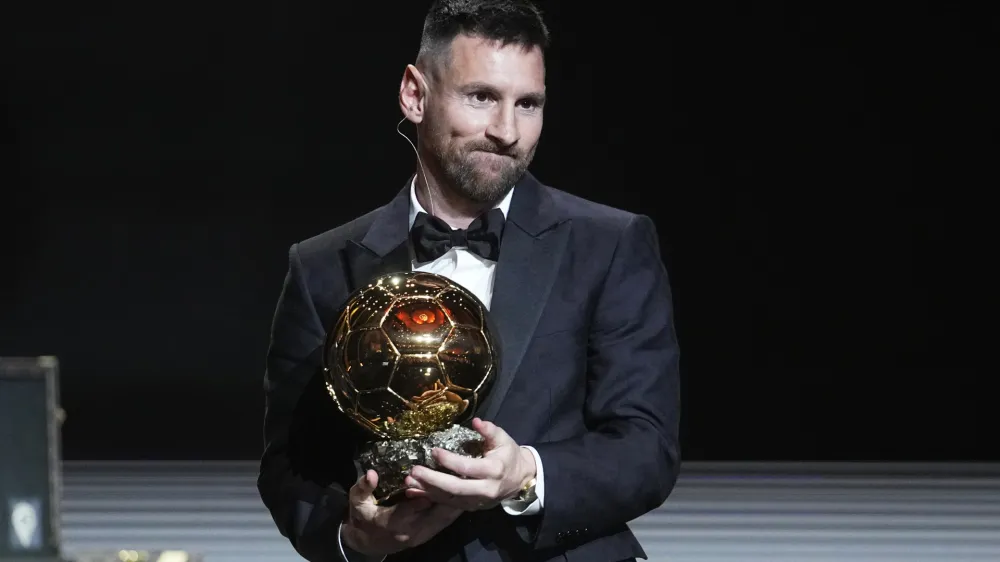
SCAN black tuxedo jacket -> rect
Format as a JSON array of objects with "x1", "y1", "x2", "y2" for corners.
[{"x1": 257, "y1": 173, "x2": 681, "y2": 562}]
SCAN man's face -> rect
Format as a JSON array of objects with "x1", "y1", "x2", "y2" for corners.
[{"x1": 419, "y1": 34, "x2": 546, "y2": 205}]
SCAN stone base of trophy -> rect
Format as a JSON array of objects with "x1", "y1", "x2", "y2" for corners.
[{"x1": 357, "y1": 424, "x2": 485, "y2": 505}]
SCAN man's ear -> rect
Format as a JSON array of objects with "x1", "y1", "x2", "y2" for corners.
[{"x1": 399, "y1": 64, "x2": 430, "y2": 124}]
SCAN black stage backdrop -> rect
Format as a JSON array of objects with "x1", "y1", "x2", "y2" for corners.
[{"x1": 1, "y1": 3, "x2": 994, "y2": 461}]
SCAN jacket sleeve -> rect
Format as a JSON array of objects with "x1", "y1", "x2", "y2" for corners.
[
  {"x1": 528, "y1": 215, "x2": 682, "y2": 549},
  {"x1": 257, "y1": 243, "x2": 366, "y2": 561}
]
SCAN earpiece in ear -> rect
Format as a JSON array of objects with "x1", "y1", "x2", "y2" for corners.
[{"x1": 396, "y1": 116, "x2": 436, "y2": 216}]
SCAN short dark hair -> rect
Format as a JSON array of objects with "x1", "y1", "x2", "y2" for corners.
[{"x1": 417, "y1": 0, "x2": 550, "y2": 74}]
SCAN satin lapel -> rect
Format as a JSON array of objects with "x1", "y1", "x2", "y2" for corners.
[
  {"x1": 343, "y1": 239, "x2": 411, "y2": 293},
  {"x1": 479, "y1": 174, "x2": 569, "y2": 422},
  {"x1": 341, "y1": 180, "x2": 413, "y2": 293}
]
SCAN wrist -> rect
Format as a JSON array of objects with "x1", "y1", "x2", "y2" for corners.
[{"x1": 518, "y1": 446, "x2": 537, "y2": 488}]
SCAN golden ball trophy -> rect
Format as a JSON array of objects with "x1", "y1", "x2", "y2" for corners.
[{"x1": 323, "y1": 271, "x2": 499, "y2": 504}]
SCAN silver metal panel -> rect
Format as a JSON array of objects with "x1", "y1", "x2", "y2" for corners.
[{"x1": 59, "y1": 461, "x2": 1000, "y2": 562}]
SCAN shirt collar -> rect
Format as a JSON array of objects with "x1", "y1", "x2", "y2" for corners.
[{"x1": 408, "y1": 176, "x2": 514, "y2": 229}]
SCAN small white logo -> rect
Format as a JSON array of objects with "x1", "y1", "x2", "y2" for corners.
[{"x1": 9, "y1": 500, "x2": 40, "y2": 549}]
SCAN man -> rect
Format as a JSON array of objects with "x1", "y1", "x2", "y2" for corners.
[{"x1": 257, "y1": 1, "x2": 681, "y2": 561}]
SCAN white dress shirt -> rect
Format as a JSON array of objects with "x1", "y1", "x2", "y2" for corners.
[{"x1": 337, "y1": 180, "x2": 545, "y2": 561}]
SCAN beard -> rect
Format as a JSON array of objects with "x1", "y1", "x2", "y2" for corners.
[{"x1": 425, "y1": 135, "x2": 536, "y2": 206}]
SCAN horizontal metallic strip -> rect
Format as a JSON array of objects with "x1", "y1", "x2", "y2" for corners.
[{"x1": 53, "y1": 461, "x2": 1000, "y2": 562}]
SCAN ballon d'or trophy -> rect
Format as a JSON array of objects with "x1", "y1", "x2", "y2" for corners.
[{"x1": 323, "y1": 271, "x2": 499, "y2": 504}]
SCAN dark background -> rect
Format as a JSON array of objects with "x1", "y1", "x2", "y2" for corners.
[{"x1": 2, "y1": 3, "x2": 995, "y2": 461}]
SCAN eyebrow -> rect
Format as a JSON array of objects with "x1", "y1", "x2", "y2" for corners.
[{"x1": 460, "y1": 81, "x2": 547, "y2": 106}]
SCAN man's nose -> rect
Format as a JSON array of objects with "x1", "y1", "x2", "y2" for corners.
[{"x1": 485, "y1": 105, "x2": 519, "y2": 148}]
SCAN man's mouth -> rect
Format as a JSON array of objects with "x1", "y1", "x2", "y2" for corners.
[{"x1": 473, "y1": 150, "x2": 514, "y2": 159}]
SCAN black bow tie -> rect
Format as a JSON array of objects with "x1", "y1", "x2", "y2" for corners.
[{"x1": 410, "y1": 208, "x2": 505, "y2": 263}]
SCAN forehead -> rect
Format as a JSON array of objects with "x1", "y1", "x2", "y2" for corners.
[{"x1": 441, "y1": 34, "x2": 545, "y2": 90}]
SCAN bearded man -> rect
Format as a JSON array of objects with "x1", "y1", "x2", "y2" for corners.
[{"x1": 257, "y1": 2, "x2": 682, "y2": 561}]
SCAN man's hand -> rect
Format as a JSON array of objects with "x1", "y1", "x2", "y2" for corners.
[
  {"x1": 404, "y1": 418, "x2": 536, "y2": 511},
  {"x1": 342, "y1": 470, "x2": 463, "y2": 557}
]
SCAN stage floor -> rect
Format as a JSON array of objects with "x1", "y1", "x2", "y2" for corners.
[{"x1": 59, "y1": 461, "x2": 1000, "y2": 562}]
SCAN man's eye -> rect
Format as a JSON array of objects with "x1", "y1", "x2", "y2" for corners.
[{"x1": 471, "y1": 92, "x2": 492, "y2": 103}]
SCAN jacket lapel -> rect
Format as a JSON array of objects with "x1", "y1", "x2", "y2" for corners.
[
  {"x1": 342, "y1": 181, "x2": 413, "y2": 293},
  {"x1": 344, "y1": 240, "x2": 411, "y2": 292},
  {"x1": 479, "y1": 173, "x2": 570, "y2": 422}
]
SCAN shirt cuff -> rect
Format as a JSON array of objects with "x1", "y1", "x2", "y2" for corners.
[
  {"x1": 337, "y1": 521, "x2": 386, "y2": 562},
  {"x1": 501, "y1": 445, "x2": 545, "y2": 516}
]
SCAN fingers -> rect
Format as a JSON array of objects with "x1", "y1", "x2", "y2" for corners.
[
  {"x1": 403, "y1": 482, "x2": 464, "y2": 508},
  {"x1": 406, "y1": 465, "x2": 499, "y2": 508},
  {"x1": 409, "y1": 465, "x2": 480, "y2": 495},
  {"x1": 394, "y1": 502, "x2": 464, "y2": 548},
  {"x1": 403, "y1": 487, "x2": 430, "y2": 500},
  {"x1": 350, "y1": 470, "x2": 379, "y2": 504},
  {"x1": 346, "y1": 474, "x2": 456, "y2": 556},
  {"x1": 471, "y1": 418, "x2": 512, "y2": 451},
  {"x1": 383, "y1": 497, "x2": 433, "y2": 533},
  {"x1": 432, "y1": 448, "x2": 504, "y2": 480},
  {"x1": 388, "y1": 497, "x2": 433, "y2": 521},
  {"x1": 402, "y1": 497, "x2": 433, "y2": 512}
]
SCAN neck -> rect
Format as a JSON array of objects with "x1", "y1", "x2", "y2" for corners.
[{"x1": 414, "y1": 166, "x2": 488, "y2": 230}]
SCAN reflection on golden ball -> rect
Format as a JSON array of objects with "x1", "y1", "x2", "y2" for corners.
[{"x1": 323, "y1": 271, "x2": 499, "y2": 440}]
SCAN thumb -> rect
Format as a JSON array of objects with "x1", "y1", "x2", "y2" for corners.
[
  {"x1": 352, "y1": 470, "x2": 379, "y2": 502},
  {"x1": 472, "y1": 417, "x2": 511, "y2": 451}
]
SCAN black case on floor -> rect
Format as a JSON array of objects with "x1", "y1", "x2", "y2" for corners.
[{"x1": 0, "y1": 356, "x2": 64, "y2": 562}]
